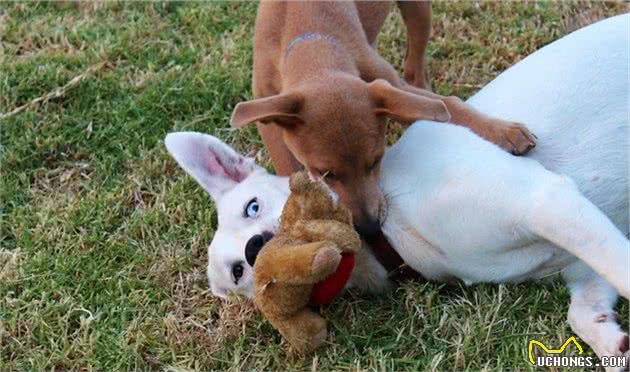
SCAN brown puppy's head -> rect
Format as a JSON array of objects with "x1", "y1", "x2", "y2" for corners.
[{"x1": 231, "y1": 75, "x2": 449, "y2": 236}]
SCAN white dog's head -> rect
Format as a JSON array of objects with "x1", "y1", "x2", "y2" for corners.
[{"x1": 165, "y1": 132, "x2": 290, "y2": 298}]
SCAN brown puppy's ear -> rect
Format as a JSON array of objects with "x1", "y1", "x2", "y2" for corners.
[
  {"x1": 368, "y1": 79, "x2": 451, "y2": 124},
  {"x1": 230, "y1": 93, "x2": 304, "y2": 128}
]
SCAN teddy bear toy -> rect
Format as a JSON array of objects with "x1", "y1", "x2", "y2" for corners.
[{"x1": 250, "y1": 171, "x2": 361, "y2": 354}]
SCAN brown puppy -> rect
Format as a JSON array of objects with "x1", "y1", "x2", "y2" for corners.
[{"x1": 231, "y1": 1, "x2": 536, "y2": 235}]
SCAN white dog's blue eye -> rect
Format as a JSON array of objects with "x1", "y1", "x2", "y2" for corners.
[{"x1": 244, "y1": 198, "x2": 260, "y2": 218}]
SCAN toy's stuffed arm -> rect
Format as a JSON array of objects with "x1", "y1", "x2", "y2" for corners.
[
  {"x1": 258, "y1": 241, "x2": 343, "y2": 285},
  {"x1": 291, "y1": 220, "x2": 361, "y2": 253}
]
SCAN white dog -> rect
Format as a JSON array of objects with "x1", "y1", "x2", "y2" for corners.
[{"x1": 165, "y1": 15, "x2": 629, "y2": 365}]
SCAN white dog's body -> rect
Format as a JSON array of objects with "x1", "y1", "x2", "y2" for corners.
[
  {"x1": 384, "y1": 13, "x2": 629, "y2": 285},
  {"x1": 165, "y1": 15, "x2": 629, "y2": 366}
]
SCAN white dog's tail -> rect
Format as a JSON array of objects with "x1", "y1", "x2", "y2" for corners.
[{"x1": 527, "y1": 176, "x2": 629, "y2": 298}]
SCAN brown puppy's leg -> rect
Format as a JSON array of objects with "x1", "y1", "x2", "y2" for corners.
[
  {"x1": 256, "y1": 123, "x2": 302, "y2": 176},
  {"x1": 404, "y1": 84, "x2": 537, "y2": 155},
  {"x1": 362, "y1": 52, "x2": 536, "y2": 155},
  {"x1": 397, "y1": 1, "x2": 432, "y2": 90},
  {"x1": 355, "y1": 1, "x2": 393, "y2": 45},
  {"x1": 252, "y1": 60, "x2": 302, "y2": 176},
  {"x1": 436, "y1": 94, "x2": 537, "y2": 155},
  {"x1": 401, "y1": 86, "x2": 537, "y2": 155}
]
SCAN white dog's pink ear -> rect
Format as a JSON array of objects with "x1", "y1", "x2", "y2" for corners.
[{"x1": 164, "y1": 132, "x2": 261, "y2": 202}]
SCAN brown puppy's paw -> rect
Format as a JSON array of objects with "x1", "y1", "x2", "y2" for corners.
[
  {"x1": 311, "y1": 245, "x2": 341, "y2": 278},
  {"x1": 403, "y1": 60, "x2": 431, "y2": 91},
  {"x1": 488, "y1": 120, "x2": 537, "y2": 155}
]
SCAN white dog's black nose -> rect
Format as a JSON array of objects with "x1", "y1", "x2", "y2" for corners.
[{"x1": 245, "y1": 231, "x2": 274, "y2": 267}]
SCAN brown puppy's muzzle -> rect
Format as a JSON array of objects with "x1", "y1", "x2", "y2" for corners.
[
  {"x1": 354, "y1": 215, "x2": 381, "y2": 238},
  {"x1": 341, "y1": 178, "x2": 385, "y2": 238},
  {"x1": 352, "y1": 196, "x2": 383, "y2": 237}
]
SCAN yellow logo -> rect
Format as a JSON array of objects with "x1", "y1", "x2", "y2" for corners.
[{"x1": 528, "y1": 336, "x2": 584, "y2": 364}]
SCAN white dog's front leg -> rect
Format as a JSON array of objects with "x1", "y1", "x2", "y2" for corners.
[
  {"x1": 564, "y1": 262, "x2": 629, "y2": 371},
  {"x1": 527, "y1": 176, "x2": 630, "y2": 298},
  {"x1": 347, "y1": 241, "x2": 392, "y2": 294}
]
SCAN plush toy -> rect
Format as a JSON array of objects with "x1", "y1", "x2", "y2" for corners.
[{"x1": 251, "y1": 171, "x2": 361, "y2": 354}]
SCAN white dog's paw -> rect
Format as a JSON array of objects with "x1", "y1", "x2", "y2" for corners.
[
  {"x1": 602, "y1": 334, "x2": 629, "y2": 372},
  {"x1": 618, "y1": 338, "x2": 629, "y2": 372},
  {"x1": 588, "y1": 313, "x2": 629, "y2": 372}
]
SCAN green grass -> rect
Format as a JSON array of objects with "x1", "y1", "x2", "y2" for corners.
[{"x1": 1, "y1": 1, "x2": 627, "y2": 371}]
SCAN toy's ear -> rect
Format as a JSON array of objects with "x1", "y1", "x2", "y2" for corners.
[
  {"x1": 164, "y1": 132, "x2": 262, "y2": 202},
  {"x1": 289, "y1": 171, "x2": 312, "y2": 193},
  {"x1": 230, "y1": 92, "x2": 304, "y2": 128},
  {"x1": 368, "y1": 79, "x2": 451, "y2": 124}
]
